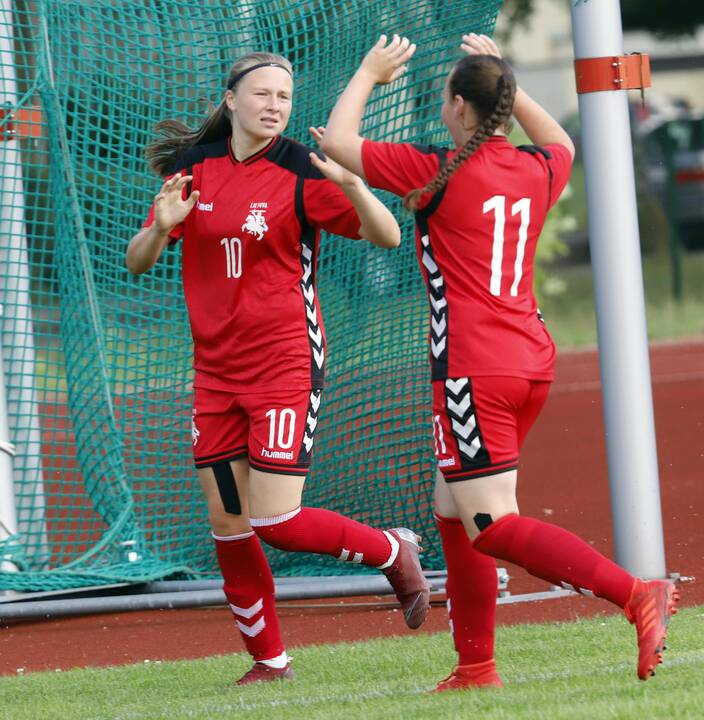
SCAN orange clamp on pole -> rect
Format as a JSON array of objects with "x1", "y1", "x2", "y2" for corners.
[{"x1": 574, "y1": 53, "x2": 651, "y2": 94}]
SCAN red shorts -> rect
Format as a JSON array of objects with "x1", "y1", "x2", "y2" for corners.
[
  {"x1": 431, "y1": 376, "x2": 551, "y2": 481},
  {"x1": 191, "y1": 386, "x2": 322, "y2": 475}
]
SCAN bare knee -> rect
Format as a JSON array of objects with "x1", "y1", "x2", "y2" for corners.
[{"x1": 208, "y1": 507, "x2": 252, "y2": 537}]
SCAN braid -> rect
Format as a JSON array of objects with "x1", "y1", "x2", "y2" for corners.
[{"x1": 403, "y1": 61, "x2": 516, "y2": 212}]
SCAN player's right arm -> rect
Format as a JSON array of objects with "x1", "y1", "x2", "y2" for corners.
[{"x1": 126, "y1": 173, "x2": 200, "y2": 275}]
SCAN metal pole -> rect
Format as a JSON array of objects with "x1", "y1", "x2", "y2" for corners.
[
  {"x1": 568, "y1": 0, "x2": 666, "y2": 578},
  {"x1": 0, "y1": 0, "x2": 49, "y2": 569},
  {"x1": 0, "y1": 303, "x2": 19, "y2": 576},
  {"x1": 0, "y1": 569, "x2": 535, "y2": 621}
]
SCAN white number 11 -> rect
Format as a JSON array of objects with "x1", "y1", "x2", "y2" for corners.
[{"x1": 482, "y1": 195, "x2": 531, "y2": 297}]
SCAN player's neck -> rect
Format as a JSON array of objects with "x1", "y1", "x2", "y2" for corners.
[{"x1": 230, "y1": 134, "x2": 274, "y2": 162}]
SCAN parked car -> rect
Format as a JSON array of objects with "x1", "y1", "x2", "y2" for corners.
[{"x1": 637, "y1": 109, "x2": 704, "y2": 250}]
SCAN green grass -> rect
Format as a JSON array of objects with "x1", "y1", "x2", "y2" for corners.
[
  {"x1": 2, "y1": 605, "x2": 703, "y2": 720},
  {"x1": 542, "y1": 252, "x2": 704, "y2": 349}
]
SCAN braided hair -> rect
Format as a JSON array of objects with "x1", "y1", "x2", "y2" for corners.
[
  {"x1": 145, "y1": 52, "x2": 293, "y2": 177},
  {"x1": 403, "y1": 55, "x2": 516, "y2": 211}
]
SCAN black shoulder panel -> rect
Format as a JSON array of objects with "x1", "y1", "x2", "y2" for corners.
[
  {"x1": 266, "y1": 136, "x2": 325, "y2": 179},
  {"x1": 517, "y1": 144, "x2": 553, "y2": 160},
  {"x1": 411, "y1": 142, "x2": 450, "y2": 157},
  {"x1": 415, "y1": 146, "x2": 450, "y2": 220},
  {"x1": 517, "y1": 144, "x2": 554, "y2": 204}
]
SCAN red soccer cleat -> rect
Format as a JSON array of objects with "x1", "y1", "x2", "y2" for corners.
[
  {"x1": 434, "y1": 659, "x2": 504, "y2": 692},
  {"x1": 624, "y1": 578, "x2": 680, "y2": 680},
  {"x1": 235, "y1": 661, "x2": 294, "y2": 685},
  {"x1": 382, "y1": 528, "x2": 432, "y2": 629}
]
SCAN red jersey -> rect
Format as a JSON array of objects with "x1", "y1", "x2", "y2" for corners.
[
  {"x1": 361, "y1": 137, "x2": 572, "y2": 381},
  {"x1": 143, "y1": 136, "x2": 361, "y2": 392}
]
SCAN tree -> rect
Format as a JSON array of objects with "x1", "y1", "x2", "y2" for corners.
[{"x1": 621, "y1": 0, "x2": 704, "y2": 37}]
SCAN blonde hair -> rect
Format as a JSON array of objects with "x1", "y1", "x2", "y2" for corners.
[
  {"x1": 404, "y1": 55, "x2": 516, "y2": 211},
  {"x1": 145, "y1": 52, "x2": 293, "y2": 177}
]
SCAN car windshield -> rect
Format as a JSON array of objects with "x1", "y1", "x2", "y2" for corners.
[{"x1": 660, "y1": 118, "x2": 704, "y2": 152}]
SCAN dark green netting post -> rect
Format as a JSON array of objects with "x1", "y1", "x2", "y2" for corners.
[{"x1": 1, "y1": 0, "x2": 503, "y2": 593}]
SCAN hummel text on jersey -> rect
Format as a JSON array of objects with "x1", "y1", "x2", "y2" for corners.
[
  {"x1": 261, "y1": 447, "x2": 294, "y2": 460},
  {"x1": 197, "y1": 201, "x2": 214, "y2": 212}
]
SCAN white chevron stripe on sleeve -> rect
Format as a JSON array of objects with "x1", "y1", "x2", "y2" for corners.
[
  {"x1": 431, "y1": 337, "x2": 446, "y2": 357},
  {"x1": 303, "y1": 285, "x2": 315, "y2": 303},
  {"x1": 431, "y1": 316, "x2": 446, "y2": 336},
  {"x1": 422, "y1": 251, "x2": 438, "y2": 274},
  {"x1": 338, "y1": 548, "x2": 350, "y2": 562},
  {"x1": 430, "y1": 294, "x2": 447, "y2": 313},
  {"x1": 310, "y1": 392, "x2": 321, "y2": 412},
  {"x1": 302, "y1": 245, "x2": 313, "y2": 261},
  {"x1": 421, "y1": 234, "x2": 430, "y2": 247},
  {"x1": 308, "y1": 326, "x2": 323, "y2": 346},
  {"x1": 237, "y1": 616, "x2": 266, "y2": 637},
  {"x1": 313, "y1": 347, "x2": 325, "y2": 368}
]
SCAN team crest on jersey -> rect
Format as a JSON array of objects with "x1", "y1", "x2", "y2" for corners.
[{"x1": 242, "y1": 202, "x2": 269, "y2": 241}]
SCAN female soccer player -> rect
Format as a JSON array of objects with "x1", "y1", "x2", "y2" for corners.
[
  {"x1": 320, "y1": 33, "x2": 679, "y2": 689},
  {"x1": 126, "y1": 52, "x2": 430, "y2": 685}
]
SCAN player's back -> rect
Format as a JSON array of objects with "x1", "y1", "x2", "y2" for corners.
[{"x1": 417, "y1": 137, "x2": 571, "y2": 381}]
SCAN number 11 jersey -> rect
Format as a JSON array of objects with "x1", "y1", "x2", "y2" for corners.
[{"x1": 362, "y1": 136, "x2": 572, "y2": 381}]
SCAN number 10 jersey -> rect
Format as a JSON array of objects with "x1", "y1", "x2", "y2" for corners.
[{"x1": 143, "y1": 136, "x2": 361, "y2": 392}]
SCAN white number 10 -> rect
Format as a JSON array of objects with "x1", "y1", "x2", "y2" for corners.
[
  {"x1": 482, "y1": 195, "x2": 531, "y2": 297},
  {"x1": 220, "y1": 237, "x2": 242, "y2": 279},
  {"x1": 266, "y1": 408, "x2": 296, "y2": 449}
]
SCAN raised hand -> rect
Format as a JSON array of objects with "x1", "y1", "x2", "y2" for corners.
[
  {"x1": 460, "y1": 33, "x2": 502, "y2": 59},
  {"x1": 359, "y1": 34, "x2": 417, "y2": 85},
  {"x1": 153, "y1": 173, "x2": 200, "y2": 233},
  {"x1": 308, "y1": 126, "x2": 360, "y2": 187}
]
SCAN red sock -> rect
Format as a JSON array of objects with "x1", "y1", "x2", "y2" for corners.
[
  {"x1": 214, "y1": 532, "x2": 285, "y2": 662},
  {"x1": 436, "y1": 514, "x2": 497, "y2": 665},
  {"x1": 473, "y1": 513, "x2": 634, "y2": 607},
  {"x1": 251, "y1": 506, "x2": 393, "y2": 568}
]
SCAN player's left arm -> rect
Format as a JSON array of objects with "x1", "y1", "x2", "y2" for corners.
[
  {"x1": 308, "y1": 126, "x2": 400, "y2": 248},
  {"x1": 319, "y1": 34, "x2": 416, "y2": 177}
]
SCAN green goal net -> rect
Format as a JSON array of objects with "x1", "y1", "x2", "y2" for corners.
[{"x1": 0, "y1": 0, "x2": 502, "y2": 592}]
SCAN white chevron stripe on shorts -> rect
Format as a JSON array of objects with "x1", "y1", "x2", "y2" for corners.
[
  {"x1": 445, "y1": 378, "x2": 468, "y2": 395},
  {"x1": 458, "y1": 436, "x2": 482, "y2": 459}
]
